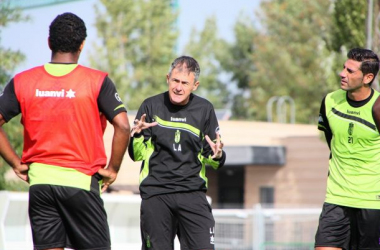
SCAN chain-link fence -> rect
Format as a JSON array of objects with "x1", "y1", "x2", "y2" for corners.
[{"x1": 213, "y1": 205, "x2": 321, "y2": 250}]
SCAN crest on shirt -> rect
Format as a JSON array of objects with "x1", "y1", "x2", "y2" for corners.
[
  {"x1": 348, "y1": 122, "x2": 354, "y2": 136},
  {"x1": 175, "y1": 130, "x2": 181, "y2": 143}
]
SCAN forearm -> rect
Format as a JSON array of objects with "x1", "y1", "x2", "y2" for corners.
[
  {"x1": 0, "y1": 127, "x2": 21, "y2": 168},
  {"x1": 108, "y1": 115, "x2": 130, "y2": 173}
]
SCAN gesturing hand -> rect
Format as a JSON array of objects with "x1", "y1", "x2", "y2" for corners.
[
  {"x1": 205, "y1": 132, "x2": 224, "y2": 159},
  {"x1": 131, "y1": 114, "x2": 158, "y2": 137}
]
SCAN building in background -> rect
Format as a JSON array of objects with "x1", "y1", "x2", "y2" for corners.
[{"x1": 109, "y1": 116, "x2": 330, "y2": 209}]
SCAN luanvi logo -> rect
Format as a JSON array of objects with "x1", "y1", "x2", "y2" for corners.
[{"x1": 35, "y1": 89, "x2": 76, "y2": 98}]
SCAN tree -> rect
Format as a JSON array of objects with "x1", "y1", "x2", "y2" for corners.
[
  {"x1": 90, "y1": 0, "x2": 179, "y2": 110},
  {"x1": 0, "y1": 2, "x2": 29, "y2": 191},
  {"x1": 182, "y1": 16, "x2": 229, "y2": 109},
  {"x1": 217, "y1": 14, "x2": 257, "y2": 118},
  {"x1": 228, "y1": 0, "x2": 337, "y2": 123},
  {"x1": 329, "y1": 0, "x2": 367, "y2": 52}
]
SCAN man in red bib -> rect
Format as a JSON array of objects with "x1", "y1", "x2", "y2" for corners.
[{"x1": 0, "y1": 12, "x2": 130, "y2": 250}]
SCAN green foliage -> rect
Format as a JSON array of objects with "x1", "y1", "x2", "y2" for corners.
[
  {"x1": 0, "y1": 3, "x2": 28, "y2": 191},
  {"x1": 1, "y1": 116, "x2": 25, "y2": 190},
  {"x1": 90, "y1": 0, "x2": 179, "y2": 110},
  {"x1": 0, "y1": 2, "x2": 28, "y2": 84},
  {"x1": 209, "y1": 0, "x2": 339, "y2": 123},
  {"x1": 217, "y1": 14, "x2": 257, "y2": 118},
  {"x1": 183, "y1": 17, "x2": 230, "y2": 108},
  {"x1": 249, "y1": 0, "x2": 337, "y2": 123},
  {"x1": 329, "y1": 0, "x2": 367, "y2": 52}
]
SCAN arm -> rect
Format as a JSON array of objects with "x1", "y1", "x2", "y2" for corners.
[
  {"x1": 128, "y1": 106, "x2": 157, "y2": 162},
  {"x1": 202, "y1": 105, "x2": 226, "y2": 170},
  {"x1": 0, "y1": 79, "x2": 28, "y2": 182},
  {"x1": 372, "y1": 95, "x2": 380, "y2": 133},
  {"x1": 0, "y1": 115, "x2": 29, "y2": 182},
  {"x1": 318, "y1": 97, "x2": 332, "y2": 149},
  {"x1": 96, "y1": 76, "x2": 130, "y2": 192},
  {"x1": 98, "y1": 112, "x2": 130, "y2": 192}
]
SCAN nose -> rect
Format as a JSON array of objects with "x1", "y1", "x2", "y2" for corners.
[
  {"x1": 339, "y1": 69, "x2": 346, "y2": 78},
  {"x1": 174, "y1": 82, "x2": 182, "y2": 92}
]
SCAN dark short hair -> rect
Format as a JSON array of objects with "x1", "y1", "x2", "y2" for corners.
[
  {"x1": 49, "y1": 12, "x2": 87, "y2": 53},
  {"x1": 347, "y1": 48, "x2": 379, "y2": 85},
  {"x1": 168, "y1": 56, "x2": 201, "y2": 82}
]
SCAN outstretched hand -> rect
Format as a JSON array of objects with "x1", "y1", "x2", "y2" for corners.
[
  {"x1": 205, "y1": 132, "x2": 224, "y2": 159},
  {"x1": 131, "y1": 114, "x2": 158, "y2": 136}
]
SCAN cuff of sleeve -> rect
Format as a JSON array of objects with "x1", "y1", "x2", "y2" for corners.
[{"x1": 214, "y1": 150, "x2": 226, "y2": 169}]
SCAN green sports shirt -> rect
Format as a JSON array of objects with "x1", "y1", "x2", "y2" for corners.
[{"x1": 318, "y1": 88, "x2": 380, "y2": 209}]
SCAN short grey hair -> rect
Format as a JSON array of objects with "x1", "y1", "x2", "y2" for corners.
[{"x1": 168, "y1": 56, "x2": 201, "y2": 82}]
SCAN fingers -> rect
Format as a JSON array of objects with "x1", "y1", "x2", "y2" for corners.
[
  {"x1": 205, "y1": 135, "x2": 213, "y2": 146},
  {"x1": 97, "y1": 168, "x2": 116, "y2": 193},
  {"x1": 146, "y1": 121, "x2": 158, "y2": 128},
  {"x1": 205, "y1": 132, "x2": 223, "y2": 159},
  {"x1": 101, "y1": 183, "x2": 109, "y2": 193},
  {"x1": 215, "y1": 132, "x2": 220, "y2": 145}
]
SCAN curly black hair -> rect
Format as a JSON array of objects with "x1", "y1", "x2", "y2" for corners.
[{"x1": 49, "y1": 12, "x2": 87, "y2": 53}]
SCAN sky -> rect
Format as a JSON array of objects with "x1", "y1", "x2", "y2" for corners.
[{"x1": 2, "y1": 0, "x2": 261, "y2": 73}]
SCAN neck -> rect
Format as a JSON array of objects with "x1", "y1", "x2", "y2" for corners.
[
  {"x1": 51, "y1": 51, "x2": 80, "y2": 64},
  {"x1": 347, "y1": 86, "x2": 372, "y2": 101}
]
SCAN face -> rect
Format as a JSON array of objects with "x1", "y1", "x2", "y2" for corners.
[
  {"x1": 339, "y1": 59, "x2": 373, "y2": 92},
  {"x1": 166, "y1": 65, "x2": 199, "y2": 106}
]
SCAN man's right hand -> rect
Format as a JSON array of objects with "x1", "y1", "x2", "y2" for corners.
[{"x1": 131, "y1": 114, "x2": 158, "y2": 136}]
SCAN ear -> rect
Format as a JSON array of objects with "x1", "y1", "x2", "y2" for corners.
[
  {"x1": 192, "y1": 81, "x2": 200, "y2": 91},
  {"x1": 79, "y1": 40, "x2": 85, "y2": 52},
  {"x1": 166, "y1": 74, "x2": 170, "y2": 85},
  {"x1": 48, "y1": 37, "x2": 52, "y2": 50},
  {"x1": 363, "y1": 73, "x2": 375, "y2": 85}
]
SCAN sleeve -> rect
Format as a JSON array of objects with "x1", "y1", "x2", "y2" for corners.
[
  {"x1": 202, "y1": 103, "x2": 226, "y2": 170},
  {"x1": 128, "y1": 101, "x2": 153, "y2": 162},
  {"x1": 0, "y1": 79, "x2": 21, "y2": 122},
  {"x1": 318, "y1": 97, "x2": 332, "y2": 149},
  {"x1": 97, "y1": 76, "x2": 127, "y2": 122}
]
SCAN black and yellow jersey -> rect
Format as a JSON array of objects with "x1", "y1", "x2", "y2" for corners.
[{"x1": 128, "y1": 92, "x2": 226, "y2": 199}]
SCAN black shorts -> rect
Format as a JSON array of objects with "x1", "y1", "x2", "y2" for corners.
[
  {"x1": 315, "y1": 202, "x2": 380, "y2": 250},
  {"x1": 140, "y1": 191, "x2": 215, "y2": 250},
  {"x1": 29, "y1": 174, "x2": 111, "y2": 250}
]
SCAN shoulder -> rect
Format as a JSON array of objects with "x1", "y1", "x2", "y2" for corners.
[
  {"x1": 77, "y1": 65, "x2": 108, "y2": 77},
  {"x1": 143, "y1": 92, "x2": 165, "y2": 104},
  {"x1": 15, "y1": 66, "x2": 44, "y2": 78},
  {"x1": 191, "y1": 94, "x2": 215, "y2": 109}
]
